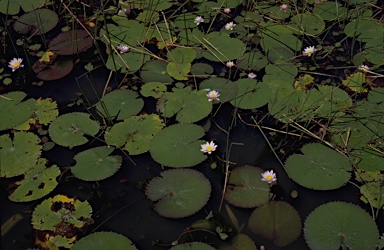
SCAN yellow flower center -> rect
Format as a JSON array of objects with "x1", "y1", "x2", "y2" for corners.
[
  {"x1": 206, "y1": 146, "x2": 213, "y2": 151},
  {"x1": 210, "y1": 93, "x2": 216, "y2": 97},
  {"x1": 266, "y1": 175, "x2": 273, "y2": 180},
  {"x1": 12, "y1": 61, "x2": 20, "y2": 67}
]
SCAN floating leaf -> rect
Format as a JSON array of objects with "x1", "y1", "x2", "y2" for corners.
[
  {"x1": 140, "y1": 82, "x2": 167, "y2": 98},
  {"x1": 48, "y1": 112, "x2": 100, "y2": 148},
  {"x1": 202, "y1": 35, "x2": 245, "y2": 62},
  {"x1": 39, "y1": 50, "x2": 55, "y2": 62},
  {"x1": 146, "y1": 169, "x2": 211, "y2": 218},
  {"x1": 224, "y1": 166, "x2": 270, "y2": 208},
  {"x1": 360, "y1": 182, "x2": 384, "y2": 209},
  {"x1": 105, "y1": 114, "x2": 165, "y2": 155},
  {"x1": 35, "y1": 97, "x2": 59, "y2": 125},
  {"x1": 170, "y1": 242, "x2": 216, "y2": 250},
  {"x1": 267, "y1": 47, "x2": 294, "y2": 64},
  {"x1": 71, "y1": 146, "x2": 122, "y2": 181},
  {"x1": 149, "y1": 123, "x2": 207, "y2": 167},
  {"x1": 260, "y1": 23, "x2": 302, "y2": 52},
  {"x1": 0, "y1": 132, "x2": 42, "y2": 178},
  {"x1": 263, "y1": 63, "x2": 298, "y2": 82},
  {"x1": 140, "y1": 60, "x2": 174, "y2": 83},
  {"x1": 342, "y1": 72, "x2": 368, "y2": 93},
  {"x1": 95, "y1": 89, "x2": 144, "y2": 120},
  {"x1": 248, "y1": 201, "x2": 302, "y2": 247},
  {"x1": 200, "y1": 78, "x2": 237, "y2": 103},
  {"x1": 285, "y1": 143, "x2": 351, "y2": 190},
  {"x1": 9, "y1": 158, "x2": 60, "y2": 202},
  {"x1": 0, "y1": 0, "x2": 48, "y2": 15},
  {"x1": 36, "y1": 59, "x2": 74, "y2": 81},
  {"x1": 0, "y1": 91, "x2": 35, "y2": 131},
  {"x1": 313, "y1": 1, "x2": 347, "y2": 21},
  {"x1": 13, "y1": 9, "x2": 58, "y2": 35},
  {"x1": 304, "y1": 202, "x2": 379, "y2": 250},
  {"x1": 167, "y1": 62, "x2": 191, "y2": 80},
  {"x1": 105, "y1": 49, "x2": 150, "y2": 73},
  {"x1": 167, "y1": 47, "x2": 196, "y2": 64},
  {"x1": 190, "y1": 63, "x2": 214, "y2": 76},
  {"x1": 72, "y1": 232, "x2": 138, "y2": 250},
  {"x1": 293, "y1": 74, "x2": 314, "y2": 91},
  {"x1": 290, "y1": 13, "x2": 325, "y2": 36},
  {"x1": 230, "y1": 79, "x2": 271, "y2": 109},
  {"x1": 49, "y1": 30, "x2": 93, "y2": 55},
  {"x1": 219, "y1": 234, "x2": 257, "y2": 250}
]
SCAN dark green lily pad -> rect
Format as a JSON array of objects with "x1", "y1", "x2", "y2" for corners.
[
  {"x1": 48, "y1": 30, "x2": 93, "y2": 55},
  {"x1": 230, "y1": 79, "x2": 271, "y2": 109},
  {"x1": 14, "y1": 9, "x2": 58, "y2": 35},
  {"x1": 140, "y1": 82, "x2": 167, "y2": 98},
  {"x1": 0, "y1": 91, "x2": 35, "y2": 131},
  {"x1": 149, "y1": 123, "x2": 207, "y2": 167},
  {"x1": 313, "y1": 1, "x2": 347, "y2": 21},
  {"x1": 105, "y1": 49, "x2": 150, "y2": 73},
  {"x1": 72, "y1": 232, "x2": 138, "y2": 250},
  {"x1": 236, "y1": 51, "x2": 268, "y2": 71},
  {"x1": 9, "y1": 158, "x2": 60, "y2": 202},
  {"x1": 290, "y1": 13, "x2": 325, "y2": 36},
  {"x1": 202, "y1": 35, "x2": 245, "y2": 62},
  {"x1": 170, "y1": 242, "x2": 216, "y2": 250},
  {"x1": 304, "y1": 202, "x2": 379, "y2": 250},
  {"x1": 200, "y1": 78, "x2": 237, "y2": 103},
  {"x1": 167, "y1": 47, "x2": 196, "y2": 64},
  {"x1": 285, "y1": 143, "x2": 351, "y2": 190},
  {"x1": 368, "y1": 87, "x2": 384, "y2": 103},
  {"x1": 0, "y1": 0, "x2": 47, "y2": 15},
  {"x1": 105, "y1": 114, "x2": 165, "y2": 155},
  {"x1": 140, "y1": 60, "x2": 174, "y2": 83},
  {"x1": 0, "y1": 132, "x2": 42, "y2": 178},
  {"x1": 190, "y1": 63, "x2": 214, "y2": 76},
  {"x1": 219, "y1": 234, "x2": 257, "y2": 250},
  {"x1": 71, "y1": 146, "x2": 122, "y2": 181},
  {"x1": 36, "y1": 59, "x2": 74, "y2": 81},
  {"x1": 95, "y1": 89, "x2": 144, "y2": 121},
  {"x1": 146, "y1": 169, "x2": 211, "y2": 218},
  {"x1": 248, "y1": 201, "x2": 302, "y2": 247},
  {"x1": 260, "y1": 23, "x2": 302, "y2": 52},
  {"x1": 263, "y1": 63, "x2": 298, "y2": 82},
  {"x1": 48, "y1": 112, "x2": 100, "y2": 148},
  {"x1": 268, "y1": 47, "x2": 294, "y2": 63},
  {"x1": 224, "y1": 166, "x2": 270, "y2": 208}
]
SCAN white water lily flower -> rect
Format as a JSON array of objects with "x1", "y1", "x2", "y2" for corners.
[
  {"x1": 302, "y1": 46, "x2": 316, "y2": 57},
  {"x1": 8, "y1": 58, "x2": 24, "y2": 72},
  {"x1": 225, "y1": 21, "x2": 236, "y2": 30},
  {"x1": 280, "y1": 3, "x2": 288, "y2": 12},
  {"x1": 117, "y1": 45, "x2": 130, "y2": 54},
  {"x1": 194, "y1": 16, "x2": 204, "y2": 26},
  {"x1": 223, "y1": 8, "x2": 231, "y2": 14},
  {"x1": 226, "y1": 61, "x2": 235, "y2": 68},
  {"x1": 261, "y1": 170, "x2": 277, "y2": 184},
  {"x1": 358, "y1": 65, "x2": 369, "y2": 72},
  {"x1": 200, "y1": 141, "x2": 218, "y2": 154},
  {"x1": 207, "y1": 90, "x2": 220, "y2": 101},
  {"x1": 247, "y1": 72, "x2": 257, "y2": 79}
]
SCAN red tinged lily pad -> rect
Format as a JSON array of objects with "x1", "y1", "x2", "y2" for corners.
[
  {"x1": 35, "y1": 59, "x2": 74, "y2": 81},
  {"x1": 48, "y1": 30, "x2": 94, "y2": 55}
]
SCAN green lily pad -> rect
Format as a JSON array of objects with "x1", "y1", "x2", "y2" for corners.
[
  {"x1": 9, "y1": 158, "x2": 60, "y2": 202},
  {"x1": 0, "y1": 0, "x2": 47, "y2": 15},
  {"x1": 140, "y1": 82, "x2": 167, "y2": 98},
  {"x1": 167, "y1": 62, "x2": 191, "y2": 80},
  {"x1": 149, "y1": 123, "x2": 207, "y2": 167},
  {"x1": 230, "y1": 79, "x2": 271, "y2": 109},
  {"x1": 248, "y1": 201, "x2": 302, "y2": 247},
  {"x1": 105, "y1": 49, "x2": 150, "y2": 73},
  {"x1": 48, "y1": 112, "x2": 100, "y2": 148},
  {"x1": 268, "y1": 47, "x2": 294, "y2": 63},
  {"x1": 72, "y1": 232, "x2": 138, "y2": 250},
  {"x1": 140, "y1": 60, "x2": 174, "y2": 83},
  {"x1": 200, "y1": 78, "x2": 237, "y2": 103},
  {"x1": 342, "y1": 72, "x2": 368, "y2": 93},
  {"x1": 71, "y1": 146, "x2": 122, "y2": 181},
  {"x1": 368, "y1": 87, "x2": 384, "y2": 103},
  {"x1": 190, "y1": 63, "x2": 214, "y2": 76},
  {"x1": 219, "y1": 234, "x2": 257, "y2": 250},
  {"x1": 14, "y1": 9, "x2": 58, "y2": 35},
  {"x1": 202, "y1": 35, "x2": 245, "y2": 62},
  {"x1": 224, "y1": 166, "x2": 270, "y2": 208},
  {"x1": 304, "y1": 202, "x2": 379, "y2": 250},
  {"x1": 236, "y1": 51, "x2": 268, "y2": 71},
  {"x1": 285, "y1": 143, "x2": 351, "y2": 190},
  {"x1": 170, "y1": 242, "x2": 216, "y2": 250},
  {"x1": 167, "y1": 47, "x2": 196, "y2": 64},
  {"x1": 0, "y1": 132, "x2": 42, "y2": 178},
  {"x1": 0, "y1": 91, "x2": 35, "y2": 131},
  {"x1": 48, "y1": 30, "x2": 93, "y2": 55},
  {"x1": 360, "y1": 182, "x2": 384, "y2": 209},
  {"x1": 260, "y1": 23, "x2": 302, "y2": 52},
  {"x1": 105, "y1": 114, "x2": 165, "y2": 155},
  {"x1": 290, "y1": 13, "x2": 325, "y2": 36},
  {"x1": 95, "y1": 89, "x2": 144, "y2": 121},
  {"x1": 129, "y1": 0, "x2": 173, "y2": 10},
  {"x1": 32, "y1": 194, "x2": 92, "y2": 231},
  {"x1": 146, "y1": 169, "x2": 211, "y2": 218},
  {"x1": 35, "y1": 98, "x2": 59, "y2": 125},
  {"x1": 263, "y1": 63, "x2": 298, "y2": 82},
  {"x1": 313, "y1": 1, "x2": 347, "y2": 21}
]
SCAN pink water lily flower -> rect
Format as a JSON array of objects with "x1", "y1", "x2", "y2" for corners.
[
  {"x1": 201, "y1": 141, "x2": 218, "y2": 154},
  {"x1": 261, "y1": 170, "x2": 277, "y2": 184},
  {"x1": 8, "y1": 58, "x2": 24, "y2": 72}
]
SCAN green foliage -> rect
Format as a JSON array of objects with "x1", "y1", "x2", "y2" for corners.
[
  {"x1": 149, "y1": 123, "x2": 207, "y2": 167},
  {"x1": 202, "y1": 35, "x2": 245, "y2": 62},
  {"x1": 219, "y1": 234, "x2": 257, "y2": 250},
  {"x1": 170, "y1": 242, "x2": 216, "y2": 250},
  {"x1": 35, "y1": 98, "x2": 59, "y2": 125},
  {"x1": 14, "y1": 9, "x2": 58, "y2": 35},
  {"x1": 236, "y1": 51, "x2": 268, "y2": 71},
  {"x1": 290, "y1": 13, "x2": 325, "y2": 36},
  {"x1": 224, "y1": 166, "x2": 270, "y2": 208},
  {"x1": 230, "y1": 79, "x2": 271, "y2": 109},
  {"x1": 248, "y1": 201, "x2": 302, "y2": 247},
  {"x1": 9, "y1": 158, "x2": 60, "y2": 202},
  {"x1": 260, "y1": 23, "x2": 302, "y2": 52},
  {"x1": 342, "y1": 72, "x2": 368, "y2": 93},
  {"x1": 200, "y1": 78, "x2": 237, "y2": 103},
  {"x1": 0, "y1": 132, "x2": 42, "y2": 178},
  {"x1": 285, "y1": 143, "x2": 351, "y2": 190},
  {"x1": 360, "y1": 182, "x2": 384, "y2": 209},
  {"x1": 313, "y1": 1, "x2": 347, "y2": 20},
  {"x1": 48, "y1": 112, "x2": 100, "y2": 148},
  {"x1": 140, "y1": 60, "x2": 174, "y2": 83},
  {"x1": 105, "y1": 114, "x2": 165, "y2": 155},
  {"x1": 140, "y1": 82, "x2": 167, "y2": 98},
  {"x1": 105, "y1": 49, "x2": 150, "y2": 73},
  {"x1": 146, "y1": 169, "x2": 211, "y2": 218},
  {"x1": 0, "y1": 0, "x2": 48, "y2": 15},
  {"x1": 72, "y1": 232, "x2": 138, "y2": 250},
  {"x1": 304, "y1": 202, "x2": 379, "y2": 250}
]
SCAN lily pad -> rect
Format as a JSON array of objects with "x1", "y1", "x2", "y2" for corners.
[
  {"x1": 285, "y1": 143, "x2": 351, "y2": 190},
  {"x1": 342, "y1": 72, "x2": 368, "y2": 93},
  {"x1": 9, "y1": 158, "x2": 60, "y2": 202},
  {"x1": 360, "y1": 182, "x2": 384, "y2": 209},
  {"x1": 48, "y1": 112, "x2": 100, "y2": 148},
  {"x1": 36, "y1": 59, "x2": 74, "y2": 81},
  {"x1": 0, "y1": 0, "x2": 48, "y2": 15},
  {"x1": 170, "y1": 242, "x2": 216, "y2": 250},
  {"x1": 35, "y1": 97, "x2": 59, "y2": 125},
  {"x1": 95, "y1": 89, "x2": 144, "y2": 121},
  {"x1": 0, "y1": 91, "x2": 35, "y2": 131},
  {"x1": 190, "y1": 63, "x2": 214, "y2": 76},
  {"x1": 14, "y1": 9, "x2": 58, "y2": 35},
  {"x1": 313, "y1": 1, "x2": 347, "y2": 21},
  {"x1": 140, "y1": 60, "x2": 174, "y2": 83},
  {"x1": 290, "y1": 13, "x2": 325, "y2": 36},
  {"x1": 219, "y1": 234, "x2": 257, "y2": 250},
  {"x1": 149, "y1": 123, "x2": 207, "y2": 167},
  {"x1": 71, "y1": 146, "x2": 122, "y2": 181},
  {"x1": 304, "y1": 202, "x2": 379, "y2": 250},
  {"x1": 0, "y1": 132, "x2": 42, "y2": 178},
  {"x1": 145, "y1": 169, "x2": 211, "y2": 218},
  {"x1": 202, "y1": 35, "x2": 245, "y2": 62},
  {"x1": 260, "y1": 23, "x2": 302, "y2": 52},
  {"x1": 230, "y1": 79, "x2": 271, "y2": 109},
  {"x1": 140, "y1": 82, "x2": 167, "y2": 98},
  {"x1": 248, "y1": 201, "x2": 302, "y2": 247},
  {"x1": 49, "y1": 30, "x2": 93, "y2": 55},
  {"x1": 72, "y1": 232, "x2": 138, "y2": 250},
  {"x1": 200, "y1": 78, "x2": 237, "y2": 103},
  {"x1": 167, "y1": 62, "x2": 191, "y2": 80},
  {"x1": 105, "y1": 114, "x2": 165, "y2": 155},
  {"x1": 105, "y1": 49, "x2": 150, "y2": 73},
  {"x1": 224, "y1": 166, "x2": 270, "y2": 208}
]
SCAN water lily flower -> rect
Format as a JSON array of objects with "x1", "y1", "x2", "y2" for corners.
[
  {"x1": 201, "y1": 141, "x2": 218, "y2": 154},
  {"x1": 261, "y1": 170, "x2": 277, "y2": 184},
  {"x1": 207, "y1": 90, "x2": 220, "y2": 101},
  {"x1": 117, "y1": 45, "x2": 130, "y2": 54},
  {"x1": 248, "y1": 72, "x2": 257, "y2": 79},
  {"x1": 8, "y1": 58, "x2": 24, "y2": 72},
  {"x1": 280, "y1": 3, "x2": 288, "y2": 12},
  {"x1": 358, "y1": 65, "x2": 369, "y2": 72},
  {"x1": 226, "y1": 61, "x2": 235, "y2": 68},
  {"x1": 194, "y1": 16, "x2": 204, "y2": 26},
  {"x1": 302, "y1": 46, "x2": 316, "y2": 57},
  {"x1": 223, "y1": 8, "x2": 231, "y2": 14},
  {"x1": 225, "y1": 21, "x2": 236, "y2": 30}
]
